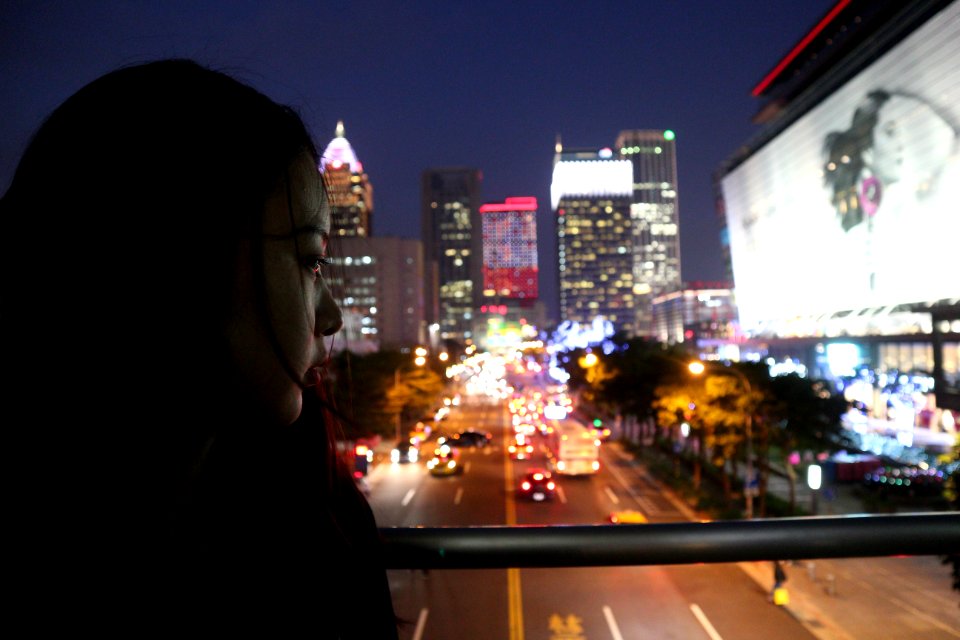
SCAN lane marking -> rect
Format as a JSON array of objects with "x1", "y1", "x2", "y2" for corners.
[
  {"x1": 637, "y1": 495, "x2": 661, "y2": 515},
  {"x1": 556, "y1": 485, "x2": 568, "y2": 504},
  {"x1": 412, "y1": 608, "x2": 429, "y2": 640},
  {"x1": 503, "y1": 401, "x2": 524, "y2": 640},
  {"x1": 454, "y1": 487, "x2": 464, "y2": 505},
  {"x1": 401, "y1": 489, "x2": 415, "y2": 506},
  {"x1": 604, "y1": 485, "x2": 620, "y2": 505},
  {"x1": 690, "y1": 603, "x2": 724, "y2": 640},
  {"x1": 509, "y1": 568, "x2": 524, "y2": 640},
  {"x1": 602, "y1": 605, "x2": 624, "y2": 640}
]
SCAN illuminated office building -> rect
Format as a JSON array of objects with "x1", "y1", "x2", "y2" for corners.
[
  {"x1": 327, "y1": 236, "x2": 425, "y2": 353},
  {"x1": 615, "y1": 129, "x2": 682, "y2": 335},
  {"x1": 476, "y1": 196, "x2": 543, "y2": 351},
  {"x1": 320, "y1": 121, "x2": 372, "y2": 237},
  {"x1": 420, "y1": 168, "x2": 483, "y2": 347},
  {"x1": 650, "y1": 281, "x2": 738, "y2": 359},
  {"x1": 552, "y1": 131, "x2": 680, "y2": 337},
  {"x1": 480, "y1": 196, "x2": 539, "y2": 301}
]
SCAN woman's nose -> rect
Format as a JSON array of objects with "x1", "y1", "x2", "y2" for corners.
[{"x1": 316, "y1": 288, "x2": 343, "y2": 337}]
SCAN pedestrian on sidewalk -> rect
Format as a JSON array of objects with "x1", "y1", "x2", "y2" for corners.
[{"x1": 770, "y1": 560, "x2": 789, "y2": 604}]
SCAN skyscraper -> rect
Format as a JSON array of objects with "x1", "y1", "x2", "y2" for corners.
[
  {"x1": 616, "y1": 129, "x2": 682, "y2": 335},
  {"x1": 420, "y1": 168, "x2": 483, "y2": 347},
  {"x1": 320, "y1": 121, "x2": 372, "y2": 237},
  {"x1": 552, "y1": 142, "x2": 636, "y2": 335},
  {"x1": 551, "y1": 130, "x2": 681, "y2": 337},
  {"x1": 327, "y1": 236, "x2": 425, "y2": 353},
  {"x1": 476, "y1": 196, "x2": 542, "y2": 351},
  {"x1": 480, "y1": 196, "x2": 539, "y2": 302}
]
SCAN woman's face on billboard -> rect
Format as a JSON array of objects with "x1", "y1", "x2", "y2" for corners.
[{"x1": 867, "y1": 94, "x2": 957, "y2": 187}]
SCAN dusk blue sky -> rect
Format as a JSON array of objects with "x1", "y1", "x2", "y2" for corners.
[{"x1": 1, "y1": 1, "x2": 837, "y2": 320}]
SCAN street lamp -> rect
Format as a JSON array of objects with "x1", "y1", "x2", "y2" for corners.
[
  {"x1": 689, "y1": 360, "x2": 756, "y2": 519},
  {"x1": 394, "y1": 350, "x2": 429, "y2": 443},
  {"x1": 807, "y1": 463, "x2": 822, "y2": 515}
]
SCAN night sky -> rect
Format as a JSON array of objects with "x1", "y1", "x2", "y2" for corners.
[{"x1": 1, "y1": 1, "x2": 837, "y2": 321}]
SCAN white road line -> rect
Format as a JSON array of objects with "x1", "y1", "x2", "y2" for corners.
[
  {"x1": 401, "y1": 489, "x2": 416, "y2": 506},
  {"x1": 602, "y1": 605, "x2": 624, "y2": 640},
  {"x1": 412, "y1": 608, "x2": 429, "y2": 640},
  {"x1": 604, "y1": 485, "x2": 620, "y2": 505},
  {"x1": 690, "y1": 603, "x2": 724, "y2": 640},
  {"x1": 454, "y1": 487, "x2": 464, "y2": 505},
  {"x1": 556, "y1": 485, "x2": 568, "y2": 504},
  {"x1": 637, "y1": 496, "x2": 661, "y2": 515},
  {"x1": 463, "y1": 461, "x2": 471, "y2": 473}
]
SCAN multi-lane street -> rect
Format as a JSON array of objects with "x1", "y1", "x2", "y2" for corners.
[{"x1": 368, "y1": 395, "x2": 818, "y2": 640}]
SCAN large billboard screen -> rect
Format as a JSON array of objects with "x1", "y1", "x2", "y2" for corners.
[
  {"x1": 480, "y1": 198, "x2": 539, "y2": 300},
  {"x1": 721, "y1": 3, "x2": 960, "y2": 334}
]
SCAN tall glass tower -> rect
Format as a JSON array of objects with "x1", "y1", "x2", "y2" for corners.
[
  {"x1": 319, "y1": 121, "x2": 373, "y2": 237},
  {"x1": 420, "y1": 168, "x2": 483, "y2": 347},
  {"x1": 551, "y1": 130, "x2": 681, "y2": 337},
  {"x1": 616, "y1": 129, "x2": 682, "y2": 335}
]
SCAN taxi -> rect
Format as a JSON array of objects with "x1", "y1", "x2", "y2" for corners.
[
  {"x1": 607, "y1": 510, "x2": 649, "y2": 524},
  {"x1": 426, "y1": 443, "x2": 463, "y2": 477}
]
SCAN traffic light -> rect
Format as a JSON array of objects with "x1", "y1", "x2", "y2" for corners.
[{"x1": 593, "y1": 418, "x2": 602, "y2": 428}]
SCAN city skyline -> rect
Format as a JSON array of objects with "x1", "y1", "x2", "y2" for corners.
[{"x1": 1, "y1": 1, "x2": 840, "y2": 320}]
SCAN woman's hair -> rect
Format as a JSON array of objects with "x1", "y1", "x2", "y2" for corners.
[
  {"x1": 2, "y1": 59, "x2": 317, "y2": 371},
  {"x1": 822, "y1": 90, "x2": 891, "y2": 230},
  {"x1": 1, "y1": 61, "x2": 398, "y2": 632},
  {"x1": 0, "y1": 57, "x2": 331, "y2": 496}
]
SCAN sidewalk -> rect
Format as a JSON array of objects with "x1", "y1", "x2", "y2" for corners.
[{"x1": 607, "y1": 440, "x2": 959, "y2": 640}]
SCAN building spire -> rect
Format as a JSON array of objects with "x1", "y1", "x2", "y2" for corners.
[{"x1": 335, "y1": 120, "x2": 345, "y2": 138}]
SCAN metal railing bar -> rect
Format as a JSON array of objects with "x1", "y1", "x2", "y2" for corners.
[{"x1": 380, "y1": 512, "x2": 960, "y2": 569}]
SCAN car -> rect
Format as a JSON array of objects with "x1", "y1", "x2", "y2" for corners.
[
  {"x1": 426, "y1": 443, "x2": 463, "y2": 476},
  {"x1": 591, "y1": 425, "x2": 612, "y2": 442},
  {"x1": 450, "y1": 429, "x2": 492, "y2": 448},
  {"x1": 607, "y1": 510, "x2": 648, "y2": 524},
  {"x1": 391, "y1": 440, "x2": 419, "y2": 464},
  {"x1": 517, "y1": 468, "x2": 556, "y2": 502},
  {"x1": 507, "y1": 434, "x2": 535, "y2": 460}
]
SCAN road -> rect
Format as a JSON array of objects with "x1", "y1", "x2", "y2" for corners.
[{"x1": 369, "y1": 395, "x2": 822, "y2": 639}]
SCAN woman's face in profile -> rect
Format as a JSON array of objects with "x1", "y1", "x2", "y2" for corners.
[
  {"x1": 867, "y1": 94, "x2": 956, "y2": 187},
  {"x1": 227, "y1": 150, "x2": 343, "y2": 425},
  {"x1": 867, "y1": 97, "x2": 908, "y2": 185}
]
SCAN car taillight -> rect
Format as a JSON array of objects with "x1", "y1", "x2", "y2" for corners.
[
  {"x1": 521, "y1": 481, "x2": 531, "y2": 491},
  {"x1": 547, "y1": 482, "x2": 555, "y2": 490}
]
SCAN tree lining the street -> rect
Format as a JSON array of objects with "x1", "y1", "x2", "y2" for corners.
[
  {"x1": 561, "y1": 340, "x2": 852, "y2": 517},
  {"x1": 328, "y1": 349, "x2": 446, "y2": 440}
]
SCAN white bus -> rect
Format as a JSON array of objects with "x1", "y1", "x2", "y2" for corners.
[{"x1": 544, "y1": 418, "x2": 601, "y2": 476}]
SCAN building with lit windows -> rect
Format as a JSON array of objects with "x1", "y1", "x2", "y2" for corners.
[
  {"x1": 551, "y1": 130, "x2": 680, "y2": 338},
  {"x1": 650, "y1": 282, "x2": 738, "y2": 359},
  {"x1": 475, "y1": 196, "x2": 545, "y2": 351},
  {"x1": 320, "y1": 121, "x2": 372, "y2": 237},
  {"x1": 479, "y1": 196, "x2": 538, "y2": 301},
  {"x1": 327, "y1": 236, "x2": 425, "y2": 353},
  {"x1": 615, "y1": 130, "x2": 682, "y2": 335},
  {"x1": 420, "y1": 168, "x2": 483, "y2": 347},
  {"x1": 716, "y1": 0, "x2": 959, "y2": 429}
]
